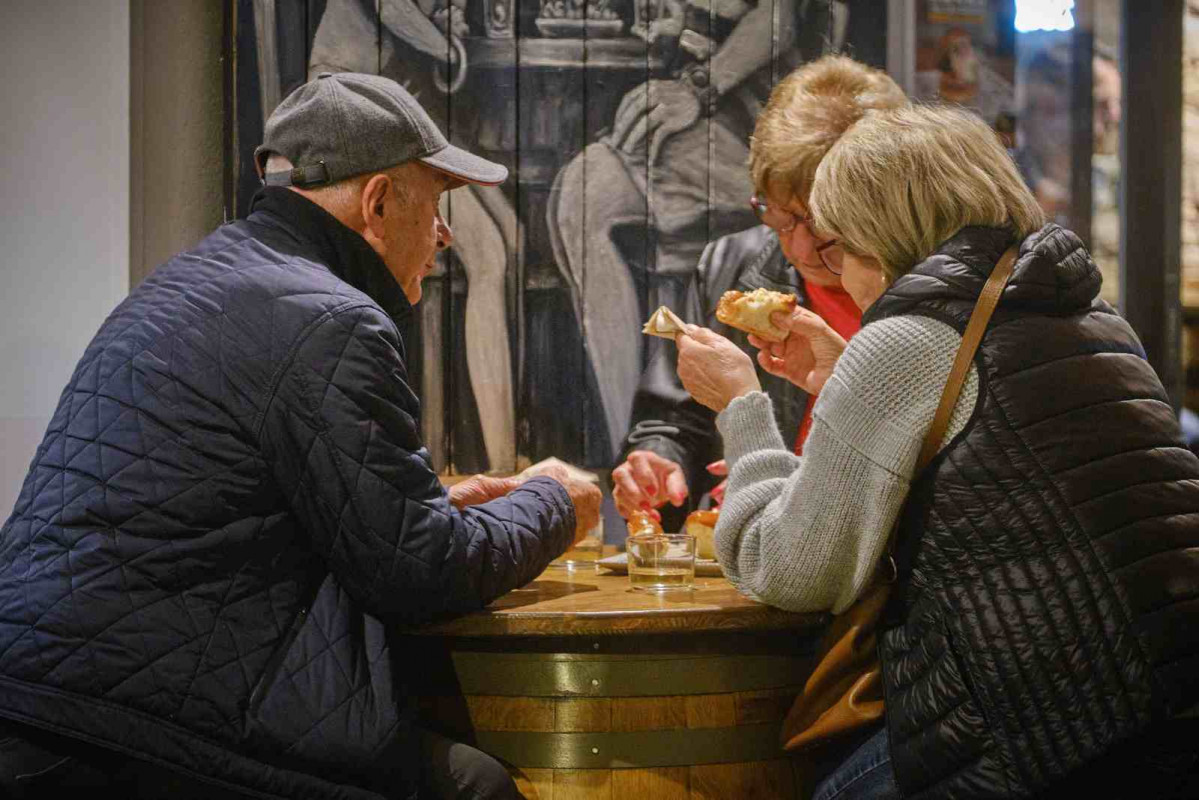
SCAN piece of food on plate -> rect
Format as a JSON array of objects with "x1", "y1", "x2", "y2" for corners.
[
  {"x1": 685, "y1": 509, "x2": 718, "y2": 560},
  {"x1": 642, "y1": 305, "x2": 687, "y2": 339},
  {"x1": 626, "y1": 509, "x2": 664, "y2": 537},
  {"x1": 714, "y1": 288, "x2": 797, "y2": 342}
]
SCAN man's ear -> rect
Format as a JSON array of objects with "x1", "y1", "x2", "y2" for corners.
[{"x1": 360, "y1": 174, "x2": 391, "y2": 247}]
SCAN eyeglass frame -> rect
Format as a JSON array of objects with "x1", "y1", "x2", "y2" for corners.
[{"x1": 750, "y1": 194, "x2": 845, "y2": 276}]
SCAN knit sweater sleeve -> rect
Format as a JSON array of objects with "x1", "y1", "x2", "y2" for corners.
[{"x1": 713, "y1": 314, "x2": 979, "y2": 614}]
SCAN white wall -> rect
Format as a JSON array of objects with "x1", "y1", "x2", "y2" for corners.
[{"x1": 0, "y1": 1, "x2": 131, "y2": 516}]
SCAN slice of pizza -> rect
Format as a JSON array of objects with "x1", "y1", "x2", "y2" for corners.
[
  {"x1": 642, "y1": 305, "x2": 688, "y2": 339},
  {"x1": 714, "y1": 288, "x2": 797, "y2": 342}
]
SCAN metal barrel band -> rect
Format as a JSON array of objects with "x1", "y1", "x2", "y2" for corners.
[
  {"x1": 446, "y1": 652, "x2": 812, "y2": 697},
  {"x1": 474, "y1": 722, "x2": 788, "y2": 769}
]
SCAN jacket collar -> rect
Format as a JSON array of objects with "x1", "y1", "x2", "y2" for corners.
[
  {"x1": 247, "y1": 187, "x2": 413, "y2": 325},
  {"x1": 863, "y1": 224, "x2": 1100, "y2": 326}
]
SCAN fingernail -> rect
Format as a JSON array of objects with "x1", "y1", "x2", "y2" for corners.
[{"x1": 705, "y1": 462, "x2": 721, "y2": 472}]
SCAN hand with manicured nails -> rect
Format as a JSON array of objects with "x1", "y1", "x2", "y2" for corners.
[
  {"x1": 675, "y1": 325, "x2": 762, "y2": 412},
  {"x1": 706, "y1": 459, "x2": 728, "y2": 506},
  {"x1": 612, "y1": 451, "x2": 688, "y2": 520},
  {"x1": 610, "y1": 79, "x2": 703, "y2": 166},
  {"x1": 748, "y1": 308, "x2": 848, "y2": 396}
]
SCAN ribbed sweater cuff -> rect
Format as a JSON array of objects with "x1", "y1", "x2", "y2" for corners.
[{"x1": 716, "y1": 392, "x2": 787, "y2": 466}]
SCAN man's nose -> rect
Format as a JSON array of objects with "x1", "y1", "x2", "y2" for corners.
[{"x1": 436, "y1": 215, "x2": 454, "y2": 250}]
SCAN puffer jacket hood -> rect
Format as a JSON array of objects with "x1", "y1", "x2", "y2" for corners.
[{"x1": 866, "y1": 224, "x2": 1106, "y2": 323}]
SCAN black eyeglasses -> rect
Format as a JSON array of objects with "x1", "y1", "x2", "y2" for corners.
[
  {"x1": 815, "y1": 239, "x2": 844, "y2": 275},
  {"x1": 750, "y1": 195, "x2": 844, "y2": 275}
]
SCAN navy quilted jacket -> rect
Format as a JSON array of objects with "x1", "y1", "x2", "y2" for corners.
[
  {"x1": 0, "y1": 188, "x2": 577, "y2": 799},
  {"x1": 867, "y1": 225, "x2": 1199, "y2": 798}
]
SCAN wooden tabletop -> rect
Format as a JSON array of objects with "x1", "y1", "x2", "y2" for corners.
[{"x1": 408, "y1": 561, "x2": 826, "y2": 638}]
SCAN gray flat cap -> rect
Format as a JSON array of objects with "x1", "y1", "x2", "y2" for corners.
[{"x1": 254, "y1": 72, "x2": 507, "y2": 188}]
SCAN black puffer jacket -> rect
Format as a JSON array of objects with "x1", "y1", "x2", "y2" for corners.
[
  {"x1": 0, "y1": 188, "x2": 576, "y2": 799},
  {"x1": 867, "y1": 225, "x2": 1199, "y2": 798},
  {"x1": 621, "y1": 225, "x2": 809, "y2": 529}
]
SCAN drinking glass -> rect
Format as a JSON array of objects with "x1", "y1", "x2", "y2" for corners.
[
  {"x1": 549, "y1": 522, "x2": 603, "y2": 570},
  {"x1": 626, "y1": 533, "x2": 696, "y2": 591}
]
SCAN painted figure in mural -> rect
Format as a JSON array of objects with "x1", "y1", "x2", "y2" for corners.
[
  {"x1": 609, "y1": 56, "x2": 907, "y2": 531},
  {"x1": 0, "y1": 72, "x2": 601, "y2": 798},
  {"x1": 310, "y1": 0, "x2": 519, "y2": 473},
  {"x1": 547, "y1": 0, "x2": 840, "y2": 457}
]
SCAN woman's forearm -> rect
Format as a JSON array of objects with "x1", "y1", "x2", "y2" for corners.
[
  {"x1": 712, "y1": 315, "x2": 979, "y2": 614},
  {"x1": 714, "y1": 391, "x2": 907, "y2": 613}
]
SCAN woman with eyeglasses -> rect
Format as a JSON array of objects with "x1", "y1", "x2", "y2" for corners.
[
  {"x1": 611, "y1": 55, "x2": 906, "y2": 530},
  {"x1": 674, "y1": 104, "x2": 1199, "y2": 799}
]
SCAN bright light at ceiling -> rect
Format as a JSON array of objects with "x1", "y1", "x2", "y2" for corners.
[{"x1": 1015, "y1": 0, "x2": 1075, "y2": 32}]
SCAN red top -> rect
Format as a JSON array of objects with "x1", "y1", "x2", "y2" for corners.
[{"x1": 794, "y1": 282, "x2": 862, "y2": 455}]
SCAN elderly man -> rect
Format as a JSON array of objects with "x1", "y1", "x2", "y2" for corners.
[{"x1": 0, "y1": 73, "x2": 599, "y2": 800}]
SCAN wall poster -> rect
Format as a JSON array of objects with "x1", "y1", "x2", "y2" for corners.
[
  {"x1": 913, "y1": 0, "x2": 1015, "y2": 146},
  {"x1": 228, "y1": 0, "x2": 885, "y2": 478}
]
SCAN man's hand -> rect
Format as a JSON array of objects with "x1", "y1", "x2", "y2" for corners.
[
  {"x1": 610, "y1": 79, "x2": 703, "y2": 166},
  {"x1": 612, "y1": 451, "x2": 688, "y2": 520},
  {"x1": 531, "y1": 465, "x2": 603, "y2": 546},
  {"x1": 748, "y1": 308, "x2": 848, "y2": 395},
  {"x1": 676, "y1": 325, "x2": 761, "y2": 412},
  {"x1": 448, "y1": 474, "x2": 521, "y2": 510}
]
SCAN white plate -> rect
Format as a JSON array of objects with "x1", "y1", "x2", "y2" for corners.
[{"x1": 596, "y1": 551, "x2": 725, "y2": 577}]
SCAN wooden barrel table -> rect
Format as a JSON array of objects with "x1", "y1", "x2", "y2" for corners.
[{"x1": 399, "y1": 560, "x2": 828, "y2": 799}]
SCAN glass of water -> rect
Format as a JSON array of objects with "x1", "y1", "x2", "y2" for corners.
[
  {"x1": 626, "y1": 533, "x2": 696, "y2": 591},
  {"x1": 548, "y1": 521, "x2": 603, "y2": 570}
]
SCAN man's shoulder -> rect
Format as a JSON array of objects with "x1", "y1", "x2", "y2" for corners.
[
  {"x1": 120, "y1": 222, "x2": 391, "y2": 384},
  {"x1": 153, "y1": 221, "x2": 379, "y2": 325}
]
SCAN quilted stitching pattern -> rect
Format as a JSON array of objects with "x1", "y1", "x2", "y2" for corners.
[
  {"x1": 0, "y1": 194, "x2": 576, "y2": 796},
  {"x1": 872, "y1": 225, "x2": 1199, "y2": 799}
]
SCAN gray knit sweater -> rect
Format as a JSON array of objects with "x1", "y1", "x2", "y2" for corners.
[{"x1": 714, "y1": 314, "x2": 978, "y2": 614}]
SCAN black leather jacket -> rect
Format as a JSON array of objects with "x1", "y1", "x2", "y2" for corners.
[{"x1": 620, "y1": 225, "x2": 810, "y2": 530}]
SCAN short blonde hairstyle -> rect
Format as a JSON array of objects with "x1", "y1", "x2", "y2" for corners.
[
  {"x1": 749, "y1": 55, "x2": 907, "y2": 201},
  {"x1": 809, "y1": 104, "x2": 1046, "y2": 280}
]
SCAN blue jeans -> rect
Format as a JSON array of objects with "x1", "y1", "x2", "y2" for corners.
[{"x1": 811, "y1": 725, "x2": 901, "y2": 800}]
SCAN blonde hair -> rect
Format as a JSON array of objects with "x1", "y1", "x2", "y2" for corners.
[
  {"x1": 809, "y1": 104, "x2": 1046, "y2": 281},
  {"x1": 749, "y1": 55, "x2": 907, "y2": 201}
]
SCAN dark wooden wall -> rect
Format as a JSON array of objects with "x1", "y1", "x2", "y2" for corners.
[{"x1": 228, "y1": 0, "x2": 885, "y2": 475}]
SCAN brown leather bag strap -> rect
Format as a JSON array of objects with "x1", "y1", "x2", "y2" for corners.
[{"x1": 914, "y1": 244, "x2": 1020, "y2": 474}]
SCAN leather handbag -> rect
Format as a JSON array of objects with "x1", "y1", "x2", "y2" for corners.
[{"x1": 781, "y1": 245, "x2": 1020, "y2": 753}]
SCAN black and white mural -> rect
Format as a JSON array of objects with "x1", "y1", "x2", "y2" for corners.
[{"x1": 230, "y1": 0, "x2": 885, "y2": 475}]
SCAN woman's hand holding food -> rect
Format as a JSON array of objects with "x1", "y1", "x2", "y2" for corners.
[
  {"x1": 748, "y1": 308, "x2": 848, "y2": 395},
  {"x1": 611, "y1": 451, "x2": 688, "y2": 520},
  {"x1": 676, "y1": 325, "x2": 762, "y2": 412}
]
